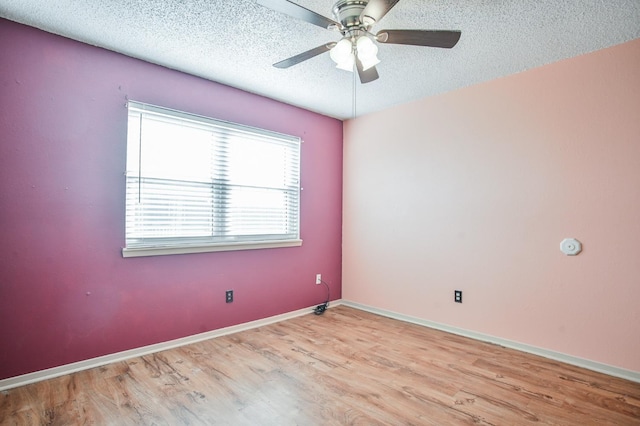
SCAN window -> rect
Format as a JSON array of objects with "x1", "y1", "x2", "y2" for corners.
[{"x1": 123, "y1": 101, "x2": 301, "y2": 257}]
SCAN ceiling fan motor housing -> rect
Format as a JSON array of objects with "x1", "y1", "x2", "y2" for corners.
[{"x1": 332, "y1": 0, "x2": 369, "y2": 30}]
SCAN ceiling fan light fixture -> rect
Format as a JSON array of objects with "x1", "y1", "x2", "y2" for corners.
[
  {"x1": 359, "y1": 55, "x2": 380, "y2": 71},
  {"x1": 335, "y1": 55, "x2": 355, "y2": 71},
  {"x1": 356, "y1": 35, "x2": 380, "y2": 70},
  {"x1": 330, "y1": 37, "x2": 355, "y2": 71}
]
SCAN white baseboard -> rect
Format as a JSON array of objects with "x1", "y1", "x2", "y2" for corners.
[
  {"x1": 5, "y1": 299, "x2": 636, "y2": 391},
  {"x1": 341, "y1": 300, "x2": 640, "y2": 384},
  {"x1": 0, "y1": 302, "x2": 341, "y2": 392}
]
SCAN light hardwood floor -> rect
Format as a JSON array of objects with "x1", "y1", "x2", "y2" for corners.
[{"x1": 2, "y1": 306, "x2": 639, "y2": 425}]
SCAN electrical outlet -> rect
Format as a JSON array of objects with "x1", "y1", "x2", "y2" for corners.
[
  {"x1": 454, "y1": 290, "x2": 462, "y2": 303},
  {"x1": 316, "y1": 274, "x2": 322, "y2": 285},
  {"x1": 226, "y1": 290, "x2": 233, "y2": 303}
]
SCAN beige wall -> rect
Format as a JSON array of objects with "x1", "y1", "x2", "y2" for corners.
[{"x1": 343, "y1": 39, "x2": 640, "y2": 372}]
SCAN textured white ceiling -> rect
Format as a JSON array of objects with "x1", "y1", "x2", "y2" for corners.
[{"x1": 1, "y1": 0, "x2": 639, "y2": 119}]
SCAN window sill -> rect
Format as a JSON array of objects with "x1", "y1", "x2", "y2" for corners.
[{"x1": 122, "y1": 239, "x2": 303, "y2": 258}]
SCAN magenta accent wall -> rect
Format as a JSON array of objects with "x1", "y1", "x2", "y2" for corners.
[
  {"x1": 343, "y1": 39, "x2": 640, "y2": 372},
  {"x1": 0, "y1": 19, "x2": 342, "y2": 380}
]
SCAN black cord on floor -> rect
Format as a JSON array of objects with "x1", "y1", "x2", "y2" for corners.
[{"x1": 314, "y1": 279, "x2": 330, "y2": 315}]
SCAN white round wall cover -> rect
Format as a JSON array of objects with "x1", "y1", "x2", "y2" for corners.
[{"x1": 560, "y1": 238, "x2": 582, "y2": 255}]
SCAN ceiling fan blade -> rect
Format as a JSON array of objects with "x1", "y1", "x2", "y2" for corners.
[
  {"x1": 356, "y1": 57, "x2": 379, "y2": 84},
  {"x1": 360, "y1": 0, "x2": 400, "y2": 25},
  {"x1": 273, "y1": 43, "x2": 335, "y2": 68},
  {"x1": 257, "y1": 0, "x2": 340, "y2": 30},
  {"x1": 376, "y1": 29, "x2": 461, "y2": 48}
]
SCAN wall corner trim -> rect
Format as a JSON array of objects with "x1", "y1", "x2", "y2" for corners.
[
  {"x1": 341, "y1": 300, "x2": 640, "y2": 384},
  {"x1": 0, "y1": 301, "x2": 344, "y2": 391}
]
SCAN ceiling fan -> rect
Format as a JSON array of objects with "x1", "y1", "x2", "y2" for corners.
[{"x1": 257, "y1": 0, "x2": 461, "y2": 84}]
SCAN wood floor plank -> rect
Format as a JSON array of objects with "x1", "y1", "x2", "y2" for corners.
[{"x1": 2, "y1": 305, "x2": 639, "y2": 425}]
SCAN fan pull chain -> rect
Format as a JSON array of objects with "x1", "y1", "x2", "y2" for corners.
[{"x1": 352, "y1": 63, "x2": 357, "y2": 118}]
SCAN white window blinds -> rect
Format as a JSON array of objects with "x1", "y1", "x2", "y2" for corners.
[{"x1": 123, "y1": 101, "x2": 301, "y2": 257}]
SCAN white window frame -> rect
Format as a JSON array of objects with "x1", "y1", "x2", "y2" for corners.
[{"x1": 122, "y1": 101, "x2": 302, "y2": 258}]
